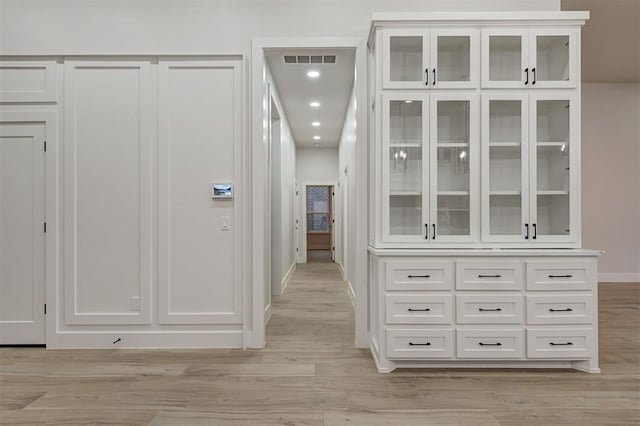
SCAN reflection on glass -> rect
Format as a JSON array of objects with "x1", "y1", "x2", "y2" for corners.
[
  {"x1": 489, "y1": 36, "x2": 522, "y2": 82},
  {"x1": 390, "y1": 36, "x2": 423, "y2": 82},
  {"x1": 437, "y1": 147, "x2": 469, "y2": 192},
  {"x1": 437, "y1": 195, "x2": 469, "y2": 236},
  {"x1": 390, "y1": 147, "x2": 422, "y2": 193},
  {"x1": 536, "y1": 35, "x2": 570, "y2": 82},
  {"x1": 437, "y1": 36, "x2": 470, "y2": 82}
]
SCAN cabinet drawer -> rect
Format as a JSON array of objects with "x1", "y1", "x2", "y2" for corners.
[
  {"x1": 527, "y1": 328, "x2": 594, "y2": 359},
  {"x1": 527, "y1": 295, "x2": 594, "y2": 325},
  {"x1": 526, "y1": 261, "x2": 594, "y2": 291},
  {"x1": 457, "y1": 329, "x2": 524, "y2": 359},
  {"x1": 386, "y1": 294, "x2": 452, "y2": 324},
  {"x1": 456, "y1": 295, "x2": 524, "y2": 324},
  {"x1": 456, "y1": 261, "x2": 523, "y2": 290},
  {"x1": 386, "y1": 328, "x2": 454, "y2": 359},
  {"x1": 386, "y1": 261, "x2": 453, "y2": 291}
]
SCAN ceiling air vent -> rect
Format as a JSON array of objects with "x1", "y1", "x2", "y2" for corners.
[{"x1": 282, "y1": 55, "x2": 338, "y2": 64}]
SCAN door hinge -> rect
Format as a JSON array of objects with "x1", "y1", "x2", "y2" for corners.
[
  {"x1": 44, "y1": 304, "x2": 47, "y2": 315},
  {"x1": 332, "y1": 246, "x2": 335, "y2": 251},
  {"x1": 43, "y1": 141, "x2": 47, "y2": 152},
  {"x1": 44, "y1": 222, "x2": 47, "y2": 233}
]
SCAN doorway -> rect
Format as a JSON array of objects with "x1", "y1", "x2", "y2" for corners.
[{"x1": 305, "y1": 185, "x2": 334, "y2": 263}]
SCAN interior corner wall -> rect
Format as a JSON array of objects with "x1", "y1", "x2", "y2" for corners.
[
  {"x1": 582, "y1": 83, "x2": 640, "y2": 282},
  {"x1": 338, "y1": 86, "x2": 358, "y2": 296},
  {"x1": 266, "y1": 64, "x2": 297, "y2": 300}
]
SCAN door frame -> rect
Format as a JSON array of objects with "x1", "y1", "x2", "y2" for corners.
[
  {"x1": 301, "y1": 182, "x2": 336, "y2": 264},
  {"x1": 0, "y1": 110, "x2": 58, "y2": 346},
  {"x1": 251, "y1": 37, "x2": 369, "y2": 349}
]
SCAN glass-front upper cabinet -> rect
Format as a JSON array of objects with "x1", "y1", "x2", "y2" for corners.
[
  {"x1": 529, "y1": 93, "x2": 578, "y2": 242},
  {"x1": 481, "y1": 94, "x2": 529, "y2": 242},
  {"x1": 383, "y1": 29, "x2": 478, "y2": 89},
  {"x1": 429, "y1": 94, "x2": 479, "y2": 241},
  {"x1": 382, "y1": 92, "x2": 430, "y2": 241},
  {"x1": 481, "y1": 29, "x2": 578, "y2": 89}
]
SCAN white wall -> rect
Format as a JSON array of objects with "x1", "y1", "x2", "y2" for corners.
[
  {"x1": 296, "y1": 148, "x2": 339, "y2": 183},
  {"x1": 0, "y1": 0, "x2": 559, "y2": 55},
  {"x1": 582, "y1": 83, "x2": 640, "y2": 282},
  {"x1": 338, "y1": 86, "x2": 358, "y2": 304}
]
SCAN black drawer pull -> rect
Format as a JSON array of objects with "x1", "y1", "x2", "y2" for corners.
[
  {"x1": 408, "y1": 274, "x2": 430, "y2": 278},
  {"x1": 549, "y1": 342, "x2": 573, "y2": 346},
  {"x1": 549, "y1": 308, "x2": 573, "y2": 312},
  {"x1": 478, "y1": 308, "x2": 502, "y2": 312},
  {"x1": 478, "y1": 342, "x2": 502, "y2": 346},
  {"x1": 409, "y1": 342, "x2": 431, "y2": 346},
  {"x1": 408, "y1": 308, "x2": 430, "y2": 312},
  {"x1": 478, "y1": 274, "x2": 502, "y2": 278},
  {"x1": 549, "y1": 274, "x2": 573, "y2": 278}
]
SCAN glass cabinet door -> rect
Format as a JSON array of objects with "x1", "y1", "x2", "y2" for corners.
[
  {"x1": 382, "y1": 93, "x2": 429, "y2": 241},
  {"x1": 431, "y1": 29, "x2": 478, "y2": 89},
  {"x1": 383, "y1": 29, "x2": 430, "y2": 89},
  {"x1": 530, "y1": 30, "x2": 577, "y2": 88},
  {"x1": 429, "y1": 94, "x2": 479, "y2": 241},
  {"x1": 481, "y1": 29, "x2": 528, "y2": 88},
  {"x1": 530, "y1": 94, "x2": 577, "y2": 241},
  {"x1": 481, "y1": 95, "x2": 529, "y2": 242}
]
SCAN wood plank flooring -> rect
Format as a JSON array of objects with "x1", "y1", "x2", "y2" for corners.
[{"x1": 1, "y1": 263, "x2": 638, "y2": 425}]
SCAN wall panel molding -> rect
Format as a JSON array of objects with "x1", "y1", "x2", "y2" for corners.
[{"x1": 0, "y1": 60, "x2": 58, "y2": 103}]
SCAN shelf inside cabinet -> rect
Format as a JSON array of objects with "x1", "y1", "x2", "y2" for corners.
[
  {"x1": 537, "y1": 142, "x2": 569, "y2": 147},
  {"x1": 438, "y1": 142, "x2": 469, "y2": 148},
  {"x1": 537, "y1": 190, "x2": 569, "y2": 195},
  {"x1": 489, "y1": 142, "x2": 520, "y2": 147},
  {"x1": 390, "y1": 191, "x2": 422, "y2": 196},
  {"x1": 438, "y1": 191, "x2": 469, "y2": 196},
  {"x1": 490, "y1": 190, "x2": 521, "y2": 196},
  {"x1": 390, "y1": 143, "x2": 421, "y2": 148}
]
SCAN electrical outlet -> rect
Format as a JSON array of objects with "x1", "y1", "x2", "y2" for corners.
[{"x1": 130, "y1": 297, "x2": 140, "y2": 312}]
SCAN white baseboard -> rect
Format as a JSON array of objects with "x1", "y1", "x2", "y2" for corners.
[
  {"x1": 264, "y1": 303, "x2": 272, "y2": 324},
  {"x1": 280, "y1": 262, "x2": 296, "y2": 294},
  {"x1": 346, "y1": 280, "x2": 356, "y2": 309},
  {"x1": 338, "y1": 261, "x2": 345, "y2": 280},
  {"x1": 599, "y1": 273, "x2": 640, "y2": 283}
]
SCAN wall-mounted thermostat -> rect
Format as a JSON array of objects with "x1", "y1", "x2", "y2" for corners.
[{"x1": 211, "y1": 182, "x2": 233, "y2": 199}]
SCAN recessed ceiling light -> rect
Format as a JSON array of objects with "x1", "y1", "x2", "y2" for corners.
[
  {"x1": 405, "y1": 100, "x2": 413, "y2": 104},
  {"x1": 313, "y1": 136, "x2": 321, "y2": 140},
  {"x1": 307, "y1": 70, "x2": 320, "y2": 78},
  {"x1": 312, "y1": 121, "x2": 320, "y2": 127},
  {"x1": 310, "y1": 101, "x2": 320, "y2": 108}
]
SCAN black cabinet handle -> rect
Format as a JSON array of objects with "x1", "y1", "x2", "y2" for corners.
[
  {"x1": 478, "y1": 308, "x2": 502, "y2": 312},
  {"x1": 525, "y1": 223, "x2": 529, "y2": 240},
  {"x1": 532, "y1": 67, "x2": 536, "y2": 85},
  {"x1": 433, "y1": 69, "x2": 436, "y2": 85},
  {"x1": 408, "y1": 308, "x2": 431, "y2": 312},
  {"x1": 409, "y1": 342, "x2": 431, "y2": 346},
  {"x1": 549, "y1": 342, "x2": 573, "y2": 346},
  {"x1": 549, "y1": 274, "x2": 573, "y2": 278},
  {"x1": 478, "y1": 274, "x2": 502, "y2": 278},
  {"x1": 524, "y1": 68, "x2": 529, "y2": 85},
  {"x1": 532, "y1": 223, "x2": 537, "y2": 239},
  {"x1": 425, "y1": 223, "x2": 429, "y2": 240},
  {"x1": 432, "y1": 224, "x2": 436, "y2": 240},
  {"x1": 425, "y1": 68, "x2": 429, "y2": 86},
  {"x1": 549, "y1": 308, "x2": 573, "y2": 312},
  {"x1": 408, "y1": 274, "x2": 430, "y2": 278},
  {"x1": 479, "y1": 342, "x2": 502, "y2": 346}
]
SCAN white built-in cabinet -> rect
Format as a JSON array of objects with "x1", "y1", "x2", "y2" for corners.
[{"x1": 368, "y1": 12, "x2": 599, "y2": 374}]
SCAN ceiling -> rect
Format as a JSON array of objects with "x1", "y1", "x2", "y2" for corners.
[
  {"x1": 562, "y1": 0, "x2": 640, "y2": 83},
  {"x1": 266, "y1": 49, "x2": 355, "y2": 148}
]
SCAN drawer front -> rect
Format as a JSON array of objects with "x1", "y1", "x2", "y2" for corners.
[
  {"x1": 456, "y1": 294, "x2": 524, "y2": 324},
  {"x1": 526, "y1": 261, "x2": 594, "y2": 291},
  {"x1": 456, "y1": 329, "x2": 524, "y2": 359},
  {"x1": 527, "y1": 295, "x2": 594, "y2": 325},
  {"x1": 456, "y1": 261, "x2": 523, "y2": 290},
  {"x1": 386, "y1": 294, "x2": 453, "y2": 324},
  {"x1": 386, "y1": 328, "x2": 454, "y2": 359},
  {"x1": 386, "y1": 261, "x2": 453, "y2": 291},
  {"x1": 527, "y1": 328, "x2": 594, "y2": 358}
]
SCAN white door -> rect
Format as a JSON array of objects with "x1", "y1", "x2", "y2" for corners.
[
  {"x1": 481, "y1": 93, "x2": 530, "y2": 243},
  {"x1": 529, "y1": 29, "x2": 578, "y2": 89},
  {"x1": 382, "y1": 29, "x2": 430, "y2": 89},
  {"x1": 430, "y1": 29, "x2": 479, "y2": 89},
  {"x1": 481, "y1": 29, "x2": 529, "y2": 88},
  {"x1": 529, "y1": 92, "x2": 579, "y2": 243},
  {"x1": 0, "y1": 123, "x2": 46, "y2": 344},
  {"x1": 429, "y1": 92, "x2": 480, "y2": 243}
]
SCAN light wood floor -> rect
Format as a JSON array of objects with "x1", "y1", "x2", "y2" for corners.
[{"x1": 1, "y1": 263, "x2": 639, "y2": 425}]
